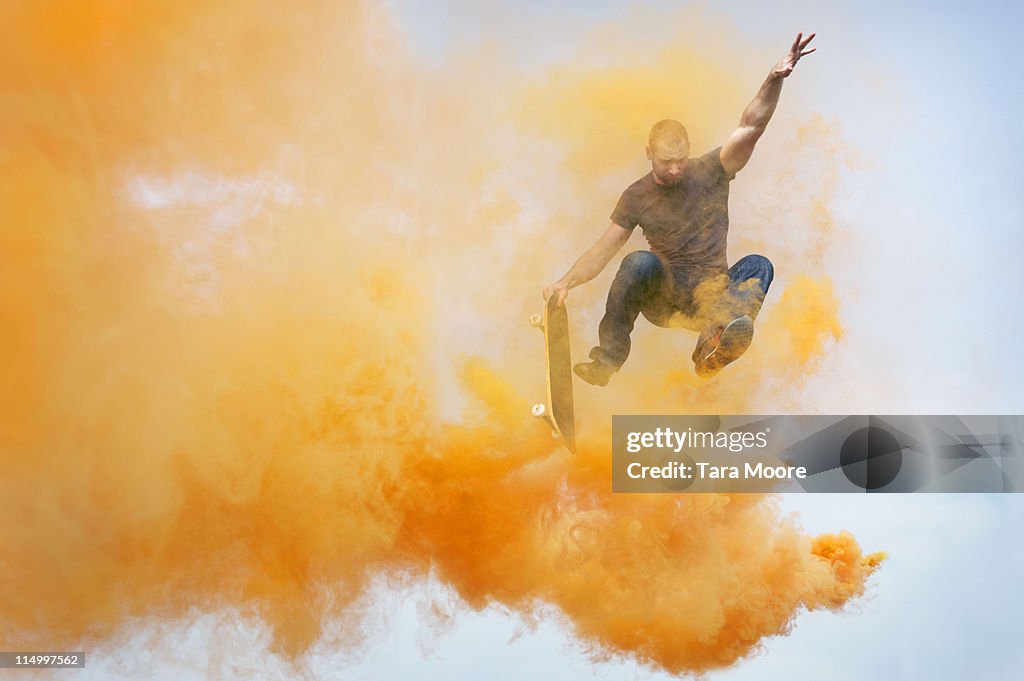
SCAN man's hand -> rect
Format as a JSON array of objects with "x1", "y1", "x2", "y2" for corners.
[
  {"x1": 543, "y1": 280, "x2": 570, "y2": 307},
  {"x1": 771, "y1": 32, "x2": 816, "y2": 79},
  {"x1": 722, "y1": 32, "x2": 816, "y2": 175}
]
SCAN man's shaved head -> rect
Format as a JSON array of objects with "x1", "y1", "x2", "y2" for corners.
[
  {"x1": 648, "y1": 119, "x2": 689, "y2": 153},
  {"x1": 646, "y1": 119, "x2": 690, "y2": 186}
]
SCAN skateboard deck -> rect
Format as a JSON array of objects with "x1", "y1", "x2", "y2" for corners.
[{"x1": 530, "y1": 296, "x2": 576, "y2": 452}]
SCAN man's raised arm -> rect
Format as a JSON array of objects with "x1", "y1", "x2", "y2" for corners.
[
  {"x1": 721, "y1": 32, "x2": 816, "y2": 176},
  {"x1": 543, "y1": 222, "x2": 632, "y2": 306}
]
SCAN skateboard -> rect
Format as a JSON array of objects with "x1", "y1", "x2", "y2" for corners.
[{"x1": 530, "y1": 296, "x2": 576, "y2": 453}]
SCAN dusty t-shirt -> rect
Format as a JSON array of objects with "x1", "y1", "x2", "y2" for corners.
[{"x1": 610, "y1": 146, "x2": 735, "y2": 290}]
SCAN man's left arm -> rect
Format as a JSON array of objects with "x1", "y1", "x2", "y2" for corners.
[{"x1": 721, "y1": 32, "x2": 816, "y2": 176}]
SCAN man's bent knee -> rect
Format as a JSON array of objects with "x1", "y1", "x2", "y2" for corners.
[{"x1": 621, "y1": 250, "x2": 661, "y2": 271}]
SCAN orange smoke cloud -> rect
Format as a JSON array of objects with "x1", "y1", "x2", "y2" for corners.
[{"x1": 0, "y1": 0, "x2": 879, "y2": 676}]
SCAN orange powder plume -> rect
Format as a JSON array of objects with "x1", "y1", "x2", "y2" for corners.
[{"x1": 0, "y1": 1, "x2": 880, "y2": 676}]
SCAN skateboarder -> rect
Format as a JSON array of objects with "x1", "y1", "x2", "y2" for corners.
[{"x1": 543, "y1": 32, "x2": 816, "y2": 385}]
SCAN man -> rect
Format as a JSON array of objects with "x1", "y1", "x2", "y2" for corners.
[{"x1": 543, "y1": 32, "x2": 816, "y2": 385}]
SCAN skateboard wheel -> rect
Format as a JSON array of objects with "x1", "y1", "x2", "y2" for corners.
[
  {"x1": 531, "y1": 403, "x2": 546, "y2": 417},
  {"x1": 529, "y1": 314, "x2": 544, "y2": 330}
]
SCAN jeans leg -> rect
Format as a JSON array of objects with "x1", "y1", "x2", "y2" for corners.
[
  {"x1": 590, "y1": 251, "x2": 667, "y2": 369},
  {"x1": 727, "y1": 254, "x2": 774, "y2": 321}
]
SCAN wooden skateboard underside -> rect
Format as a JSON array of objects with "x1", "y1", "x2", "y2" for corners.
[{"x1": 531, "y1": 296, "x2": 575, "y2": 452}]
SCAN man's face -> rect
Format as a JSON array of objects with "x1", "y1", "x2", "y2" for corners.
[{"x1": 647, "y1": 141, "x2": 689, "y2": 186}]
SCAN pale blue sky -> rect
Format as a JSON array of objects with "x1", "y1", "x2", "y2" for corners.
[
  {"x1": 83, "y1": 495, "x2": 1024, "y2": 680},
  {"x1": 382, "y1": 2, "x2": 1024, "y2": 678},
  {"x1": 74, "y1": 2, "x2": 1024, "y2": 678},
  {"x1": 390, "y1": 0, "x2": 1024, "y2": 413}
]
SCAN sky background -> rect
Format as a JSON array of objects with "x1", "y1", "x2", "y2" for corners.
[
  {"x1": 6, "y1": 0, "x2": 1023, "y2": 678},
  {"x1": 351, "y1": 0, "x2": 1024, "y2": 678},
  {"x1": 85, "y1": 495, "x2": 1024, "y2": 680},
  {"x1": 388, "y1": 0, "x2": 1024, "y2": 414}
]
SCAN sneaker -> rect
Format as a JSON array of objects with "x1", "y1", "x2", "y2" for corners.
[
  {"x1": 573, "y1": 360, "x2": 616, "y2": 387},
  {"x1": 693, "y1": 315, "x2": 754, "y2": 378}
]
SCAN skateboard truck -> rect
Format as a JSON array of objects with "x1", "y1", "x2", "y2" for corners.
[{"x1": 530, "y1": 402, "x2": 559, "y2": 440}]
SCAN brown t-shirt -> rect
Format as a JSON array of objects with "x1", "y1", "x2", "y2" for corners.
[{"x1": 610, "y1": 146, "x2": 735, "y2": 289}]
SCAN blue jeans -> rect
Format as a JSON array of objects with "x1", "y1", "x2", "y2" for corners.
[{"x1": 589, "y1": 251, "x2": 774, "y2": 369}]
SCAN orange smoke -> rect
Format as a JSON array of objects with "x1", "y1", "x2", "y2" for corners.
[{"x1": 0, "y1": 0, "x2": 879, "y2": 675}]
